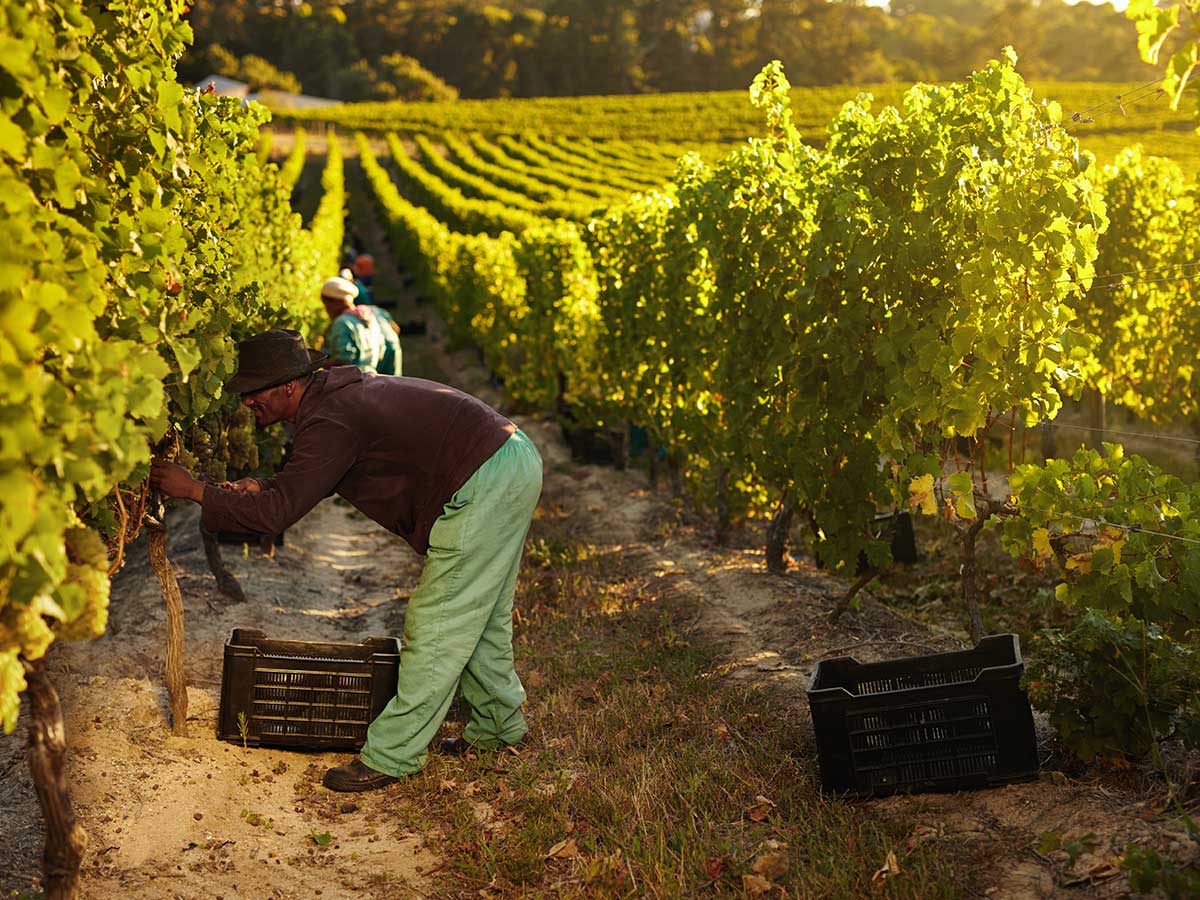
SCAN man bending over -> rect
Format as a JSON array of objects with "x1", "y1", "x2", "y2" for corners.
[{"x1": 150, "y1": 330, "x2": 542, "y2": 791}]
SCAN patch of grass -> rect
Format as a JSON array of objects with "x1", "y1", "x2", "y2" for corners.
[
  {"x1": 382, "y1": 514, "x2": 971, "y2": 897},
  {"x1": 524, "y1": 535, "x2": 592, "y2": 570}
]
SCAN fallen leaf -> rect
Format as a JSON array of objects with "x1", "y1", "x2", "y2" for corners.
[
  {"x1": 1064, "y1": 859, "x2": 1123, "y2": 886},
  {"x1": 904, "y1": 824, "x2": 943, "y2": 850},
  {"x1": 704, "y1": 856, "x2": 727, "y2": 880},
  {"x1": 751, "y1": 850, "x2": 788, "y2": 881},
  {"x1": 870, "y1": 851, "x2": 901, "y2": 889},
  {"x1": 546, "y1": 838, "x2": 579, "y2": 859},
  {"x1": 742, "y1": 873, "x2": 773, "y2": 896},
  {"x1": 713, "y1": 723, "x2": 731, "y2": 739},
  {"x1": 438, "y1": 779, "x2": 458, "y2": 793},
  {"x1": 1088, "y1": 860, "x2": 1121, "y2": 879},
  {"x1": 526, "y1": 670, "x2": 546, "y2": 689},
  {"x1": 496, "y1": 780, "x2": 513, "y2": 801}
]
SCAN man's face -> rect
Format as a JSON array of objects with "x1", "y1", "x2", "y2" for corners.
[
  {"x1": 241, "y1": 382, "x2": 291, "y2": 427},
  {"x1": 322, "y1": 295, "x2": 350, "y2": 320}
]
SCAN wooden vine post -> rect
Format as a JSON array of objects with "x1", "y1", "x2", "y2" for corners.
[
  {"x1": 146, "y1": 492, "x2": 188, "y2": 736},
  {"x1": 24, "y1": 658, "x2": 87, "y2": 900}
]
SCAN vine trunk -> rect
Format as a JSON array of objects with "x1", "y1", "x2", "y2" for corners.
[
  {"x1": 147, "y1": 508, "x2": 188, "y2": 737},
  {"x1": 24, "y1": 658, "x2": 87, "y2": 900}
]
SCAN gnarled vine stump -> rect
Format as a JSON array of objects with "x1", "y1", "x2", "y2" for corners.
[{"x1": 25, "y1": 658, "x2": 87, "y2": 900}]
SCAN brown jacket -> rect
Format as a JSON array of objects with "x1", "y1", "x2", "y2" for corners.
[{"x1": 201, "y1": 367, "x2": 516, "y2": 554}]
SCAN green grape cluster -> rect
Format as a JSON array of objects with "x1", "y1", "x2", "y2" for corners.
[
  {"x1": 0, "y1": 651, "x2": 24, "y2": 733},
  {"x1": 175, "y1": 446, "x2": 198, "y2": 471},
  {"x1": 54, "y1": 527, "x2": 110, "y2": 643},
  {"x1": 0, "y1": 600, "x2": 57, "y2": 669},
  {"x1": 227, "y1": 405, "x2": 260, "y2": 473},
  {"x1": 186, "y1": 423, "x2": 225, "y2": 483}
]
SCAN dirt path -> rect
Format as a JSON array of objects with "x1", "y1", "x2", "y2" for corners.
[{"x1": 3, "y1": 496, "x2": 437, "y2": 899}]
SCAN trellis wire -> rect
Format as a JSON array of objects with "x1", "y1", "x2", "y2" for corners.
[{"x1": 1017, "y1": 504, "x2": 1200, "y2": 547}]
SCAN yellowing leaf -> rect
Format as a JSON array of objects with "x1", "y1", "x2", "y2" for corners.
[
  {"x1": 947, "y1": 471, "x2": 976, "y2": 519},
  {"x1": 1065, "y1": 553, "x2": 1093, "y2": 575},
  {"x1": 1032, "y1": 528, "x2": 1054, "y2": 561},
  {"x1": 908, "y1": 474, "x2": 937, "y2": 515},
  {"x1": 1095, "y1": 531, "x2": 1125, "y2": 565}
]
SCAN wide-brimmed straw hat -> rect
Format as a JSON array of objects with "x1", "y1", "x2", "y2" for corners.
[{"x1": 226, "y1": 329, "x2": 329, "y2": 395}]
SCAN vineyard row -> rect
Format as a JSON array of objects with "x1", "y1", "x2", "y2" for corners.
[{"x1": 357, "y1": 59, "x2": 1200, "y2": 758}]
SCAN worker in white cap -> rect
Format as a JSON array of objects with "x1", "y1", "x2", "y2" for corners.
[{"x1": 320, "y1": 275, "x2": 400, "y2": 375}]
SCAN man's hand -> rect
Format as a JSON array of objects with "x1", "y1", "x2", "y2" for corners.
[
  {"x1": 223, "y1": 477, "x2": 262, "y2": 495},
  {"x1": 149, "y1": 459, "x2": 205, "y2": 503}
]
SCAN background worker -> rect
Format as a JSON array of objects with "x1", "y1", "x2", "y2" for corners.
[
  {"x1": 339, "y1": 265, "x2": 403, "y2": 340},
  {"x1": 321, "y1": 275, "x2": 401, "y2": 376},
  {"x1": 149, "y1": 329, "x2": 543, "y2": 791},
  {"x1": 351, "y1": 253, "x2": 376, "y2": 305}
]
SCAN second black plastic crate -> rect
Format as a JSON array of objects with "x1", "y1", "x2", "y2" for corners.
[
  {"x1": 218, "y1": 628, "x2": 401, "y2": 750},
  {"x1": 806, "y1": 634, "x2": 1038, "y2": 797}
]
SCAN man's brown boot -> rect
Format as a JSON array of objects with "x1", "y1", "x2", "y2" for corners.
[{"x1": 322, "y1": 758, "x2": 401, "y2": 792}]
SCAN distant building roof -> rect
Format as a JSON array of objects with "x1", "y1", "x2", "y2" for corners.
[
  {"x1": 194, "y1": 75, "x2": 250, "y2": 99},
  {"x1": 249, "y1": 89, "x2": 339, "y2": 109}
]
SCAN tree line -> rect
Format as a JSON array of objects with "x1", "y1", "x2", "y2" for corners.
[{"x1": 177, "y1": 0, "x2": 1167, "y2": 103}]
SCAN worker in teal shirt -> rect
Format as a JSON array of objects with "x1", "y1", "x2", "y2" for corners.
[{"x1": 320, "y1": 276, "x2": 401, "y2": 375}]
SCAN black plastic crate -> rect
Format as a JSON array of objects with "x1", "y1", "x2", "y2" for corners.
[
  {"x1": 218, "y1": 628, "x2": 401, "y2": 750},
  {"x1": 806, "y1": 634, "x2": 1038, "y2": 797}
]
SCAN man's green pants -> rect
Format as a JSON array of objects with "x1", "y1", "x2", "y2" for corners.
[{"x1": 360, "y1": 429, "x2": 542, "y2": 777}]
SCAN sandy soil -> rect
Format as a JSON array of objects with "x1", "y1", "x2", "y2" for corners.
[{"x1": 2, "y1": 491, "x2": 440, "y2": 899}]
